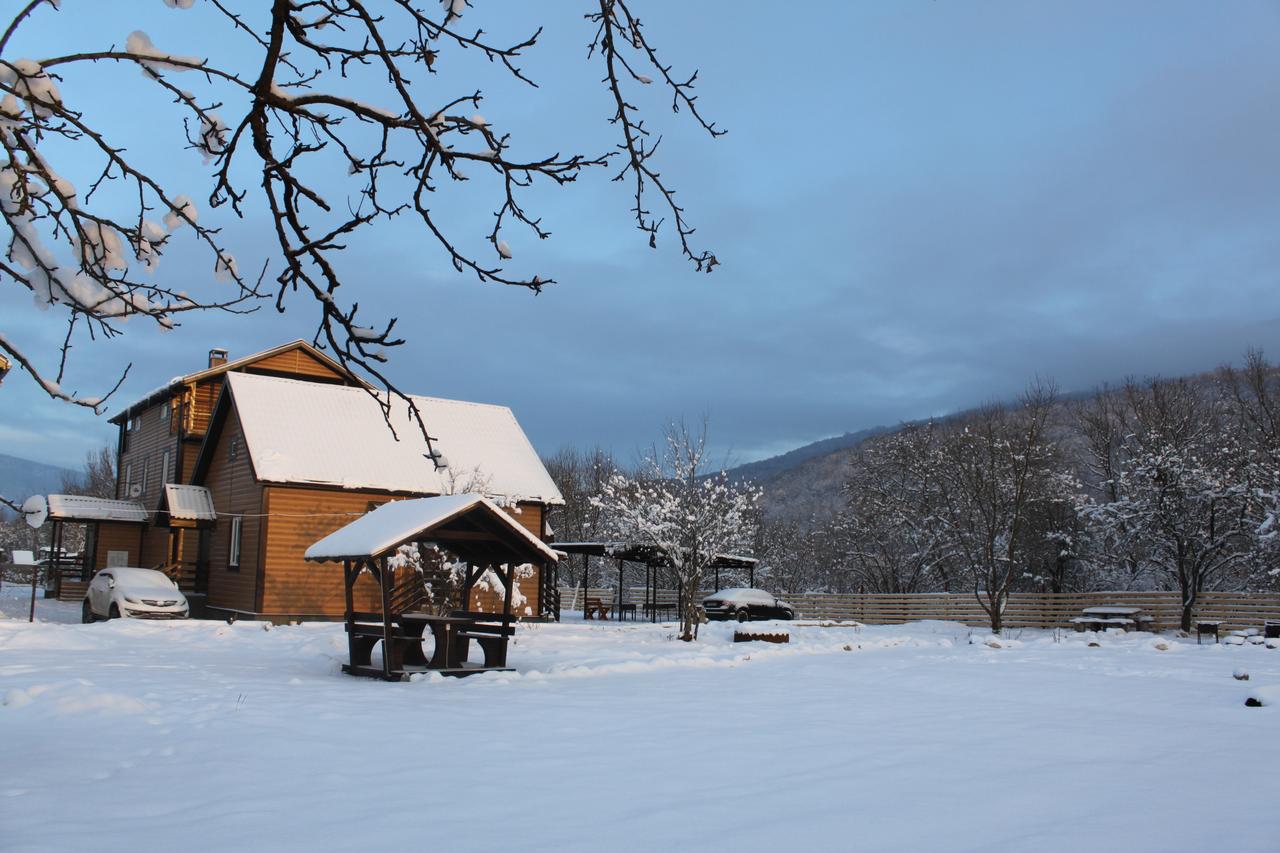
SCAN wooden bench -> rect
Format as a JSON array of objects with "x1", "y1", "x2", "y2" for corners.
[
  {"x1": 584, "y1": 597, "x2": 612, "y2": 620},
  {"x1": 344, "y1": 622, "x2": 427, "y2": 670},
  {"x1": 454, "y1": 621, "x2": 517, "y2": 668}
]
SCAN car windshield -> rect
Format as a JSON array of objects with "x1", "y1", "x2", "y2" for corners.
[
  {"x1": 708, "y1": 588, "x2": 774, "y2": 603},
  {"x1": 109, "y1": 567, "x2": 177, "y2": 589}
]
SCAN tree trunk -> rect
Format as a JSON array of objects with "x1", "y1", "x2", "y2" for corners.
[{"x1": 1180, "y1": 591, "x2": 1195, "y2": 632}]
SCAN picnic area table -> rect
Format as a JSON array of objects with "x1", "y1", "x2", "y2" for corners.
[
  {"x1": 1072, "y1": 606, "x2": 1154, "y2": 632},
  {"x1": 398, "y1": 612, "x2": 515, "y2": 674}
]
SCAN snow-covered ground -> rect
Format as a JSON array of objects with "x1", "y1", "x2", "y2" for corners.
[{"x1": 3, "y1": 585, "x2": 1278, "y2": 853}]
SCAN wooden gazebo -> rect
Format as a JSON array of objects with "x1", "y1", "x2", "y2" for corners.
[{"x1": 304, "y1": 494, "x2": 558, "y2": 681}]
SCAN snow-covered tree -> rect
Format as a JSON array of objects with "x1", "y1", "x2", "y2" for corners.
[
  {"x1": 0, "y1": 0, "x2": 722, "y2": 438},
  {"x1": 1082, "y1": 378, "x2": 1256, "y2": 630},
  {"x1": 931, "y1": 384, "x2": 1062, "y2": 634},
  {"x1": 837, "y1": 421, "x2": 956, "y2": 594},
  {"x1": 1221, "y1": 350, "x2": 1280, "y2": 589},
  {"x1": 592, "y1": 419, "x2": 759, "y2": 641}
]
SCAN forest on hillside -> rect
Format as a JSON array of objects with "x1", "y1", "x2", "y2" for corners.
[{"x1": 546, "y1": 352, "x2": 1280, "y2": 631}]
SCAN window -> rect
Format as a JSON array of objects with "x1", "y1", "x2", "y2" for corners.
[
  {"x1": 161, "y1": 450, "x2": 171, "y2": 486},
  {"x1": 228, "y1": 517, "x2": 242, "y2": 570},
  {"x1": 123, "y1": 463, "x2": 133, "y2": 495},
  {"x1": 160, "y1": 403, "x2": 170, "y2": 422},
  {"x1": 142, "y1": 457, "x2": 150, "y2": 494},
  {"x1": 228, "y1": 436, "x2": 240, "y2": 461}
]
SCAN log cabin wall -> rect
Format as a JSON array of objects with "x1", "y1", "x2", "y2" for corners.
[
  {"x1": 506, "y1": 502, "x2": 544, "y2": 539},
  {"x1": 116, "y1": 398, "x2": 182, "y2": 569},
  {"x1": 259, "y1": 486, "x2": 388, "y2": 617},
  {"x1": 201, "y1": 404, "x2": 263, "y2": 614},
  {"x1": 91, "y1": 521, "x2": 146, "y2": 573},
  {"x1": 260, "y1": 487, "x2": 548, "y2": 620}
]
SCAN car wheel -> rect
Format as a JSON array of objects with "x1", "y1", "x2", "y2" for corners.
[
  {"x1": 108, "y1": 603, "x2": 121, "y2": 620},
  {"x1": 736, "y1": 608, "x2": 750, "y2": 623},
  {"x1": 82, "y1": 599, "x2": 96, "y2": 623}
]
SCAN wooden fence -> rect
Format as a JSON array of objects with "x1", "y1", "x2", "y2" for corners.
[{"x1": 560, "y1": 587, "x2": 1280, "y2": 632}]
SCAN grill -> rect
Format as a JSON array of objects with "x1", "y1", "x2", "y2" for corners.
[{"x1": 142, "y1": 599, "x2": 179, "y2": 607}]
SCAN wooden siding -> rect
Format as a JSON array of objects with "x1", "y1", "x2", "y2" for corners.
[
  {"x1": 188, "y1": 380, "x2": 219, "y2": 437},
  {"x1": 117, "y1": 399, "x2": 180, "y2": 508},
  {"x1": 258, "y1": 487, "x2": 549, "y2": 619},
  {"x1": 506, "y1": 502, "x2": 544, "y2": 539},
  {"x1": 259, "y1": 487, "x2": 388, "y2": 616},
  {"x1": 247, "y1": 348, "x2": 346, "y2": 382},
  {"x1": 200, "y1": 405, "x2": 262, "y2": 613},
  {"x1": 91, "y1": 522, "x2": 144, "y2": 573}
]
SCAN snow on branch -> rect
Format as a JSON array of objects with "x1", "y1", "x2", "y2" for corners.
[{"x1": 0, "y1": 0, "x2": 723, "y2": 447}]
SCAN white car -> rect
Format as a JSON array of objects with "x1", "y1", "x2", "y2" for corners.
[{"x1": 82, "y1": 567, "x2": 190, "y2": 622}]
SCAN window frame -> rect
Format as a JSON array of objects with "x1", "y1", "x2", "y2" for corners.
[{"x1": 228, "y1": 516, "x2": 242, "y2": 570}]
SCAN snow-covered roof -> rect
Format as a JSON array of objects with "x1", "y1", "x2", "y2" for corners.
[
  {"x1": 225, "y1": 372, "x2": 564, "y2": 505},
  {"x1": 304, "y1": 494, "x2": 559, "y2": 563},
  {"x1": 163, "y1": 485, "x2": 216, "y2": 521},
  {"x1": 110, "y1": 339, "x2": 364, "y2": 423},
  {"x1": 46, "y1": 495, "x2": 148, "y2": 523}
]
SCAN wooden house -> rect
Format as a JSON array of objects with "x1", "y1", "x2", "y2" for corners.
[{"x1": 57, "y1": 341, "x2": 563, "y2": 622}]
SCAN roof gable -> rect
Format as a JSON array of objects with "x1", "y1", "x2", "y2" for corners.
[
  {"x1": 208, "y1": 373, "x2": 563, "y2": 505},
  {"x1": 111, "y1": 340, "x2": 365, "y2": 423}
]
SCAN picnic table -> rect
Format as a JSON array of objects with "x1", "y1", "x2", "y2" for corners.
[
  {"x1": 342, "y1": 613, "x2": 515, "y2": 678},
  {"x1": 397, "y1": 612, "x2": 515, "y2": 674},
  {"x1": 1071, "y1": 606, "x2": 1154, "y2": 633}
]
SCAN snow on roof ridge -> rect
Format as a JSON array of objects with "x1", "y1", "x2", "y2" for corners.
[
  {"x1": 234, "y1": 370, "x2": 517, "y2": 413},
  {"x1": 224, "y1": 372, "x2": 564, "y2": 505}
]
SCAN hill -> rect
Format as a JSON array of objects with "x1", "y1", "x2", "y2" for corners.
[{"x1": 0, "y1": 453, "x2": 76, "y2": 518}]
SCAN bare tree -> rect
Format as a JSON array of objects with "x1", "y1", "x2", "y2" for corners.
[
  {"x1": 59, "y1": 444, "x2": 115, "y2": 499},
  {"x1": 543, "y1": 445, "x2": 617, "y2": 587},
  {"x1": 1, "y1": 1, "x2": 722, "y2": 450}
]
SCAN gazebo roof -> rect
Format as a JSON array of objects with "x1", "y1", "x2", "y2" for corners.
[{"x1": 304, "y1": 494, "x2": 559, "y2": 565}]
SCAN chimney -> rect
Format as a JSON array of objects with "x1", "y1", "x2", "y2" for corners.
[{"x1": 208, "y1": 348, "x2": 229, "y2": 368}]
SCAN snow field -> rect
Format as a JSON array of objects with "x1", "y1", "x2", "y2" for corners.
[{"x1": 2, "y1": 589, "x2": 1278, "y2": 852}]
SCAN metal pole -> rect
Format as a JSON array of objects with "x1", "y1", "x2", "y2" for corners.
[
  {"x1": 616, "y1": 558, "x2": 623, "y2": 620},
  {"x1": 749, "y1": 563, "x2": 755, "y2": 588},
  {"x1": 28, "y1": 521, "x2": 45, "y2": 622}
]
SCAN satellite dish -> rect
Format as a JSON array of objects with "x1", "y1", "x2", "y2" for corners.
[
  {"x1": 129, "y1": 484, "x2": 142, "y2": 498},
  {"x1": 22, "y1": 494, "x2": 48, "y2": 529}
]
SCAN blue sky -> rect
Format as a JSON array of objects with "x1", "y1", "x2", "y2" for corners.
[{"x1": 3, "y1": 1, "x2": 1279, "y2": 470}]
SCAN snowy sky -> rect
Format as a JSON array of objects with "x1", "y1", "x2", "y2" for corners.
[{"x1": 3, "y1": 1, "x2": 1280, "y2": 470}]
